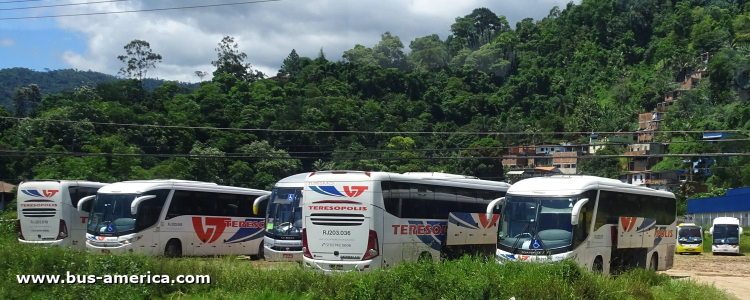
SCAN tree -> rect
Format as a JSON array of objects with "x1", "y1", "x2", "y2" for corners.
[
  {"x1": 373, "y1": 32, "x2": 406, "y2": 69},
  {"x1": 117, "y1": 40, "x2": 162, "y2": 80},
  {"x1": 195, "y1": 71, "x2": 208, "y2": 81},
  {"x1": 407, "y1": 34, "x2": 449, "y2": 71},
  {"x1": 579, "y1": 147, "x2": 623, "y2": 179},
  {"x1": 212, "y1": 36, "x2": 263, "y2": 82},
  {"x1": 342, "y1": 44, "x2": 379, "y2": 67},
  {"x1": 279, "y1": 49, "x2": 302, "y2": 77},
  {"x1": 12, "y1": 84, "x2": 41, "y2": 117},
  {"x1": 312, "y1": 159, "x2": 337, "y2": 171},
  {"x1": 315, "y1": 47, "x2": 327, "y2": 64},
  {"x1": 449, "y1": 8, "x2": 510, "y2": 50}
]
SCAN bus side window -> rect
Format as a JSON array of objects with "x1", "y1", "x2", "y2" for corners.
[
  {"x1": 166, "y1": 190, "x2": 191, "y2": 220},
  {"x1": 68, "y1": 186, "x2": 79, "y2": 207},
  {"x1": 240, "y1": 195, "x2": 259, "y2": 218},
  {"x1": 381, "y1": 181, "x2": 400, "y2": 217},
  {"x1": 594, "y1": 190, "x2": 611, "y2": 230},
  {"x1": 573, "y1": 190, "x2": 597, "y2": 247},
  {"x1": 135, "y1": 189, "x2": 169, "y2": 231}
]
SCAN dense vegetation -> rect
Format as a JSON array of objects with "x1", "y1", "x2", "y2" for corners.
[
  {"x1": 0, "y1": 223, "x2": 731, "y2": 300},
  {"x1": 3, "y1": 0, "x2": 750, "y2": 200},
  {"x1": 0, "y1": 68, "x2": 199, "y2": 110}
]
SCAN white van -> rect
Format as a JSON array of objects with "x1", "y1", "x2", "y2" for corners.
[{"x1": 17, "y1": 180, "x2": 107, "y2": 249}]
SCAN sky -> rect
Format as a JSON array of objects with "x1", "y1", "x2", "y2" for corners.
[{"x1": 0, "y1": 0, "x2": 580, "y2": 82}]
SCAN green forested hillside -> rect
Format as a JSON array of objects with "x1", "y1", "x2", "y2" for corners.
[
  {"x1": 0, "y1": 68, "x2": 199, "y2": 109},
  {"x1": 2, "y1": 0, "x2": 750, "y2": 199}
]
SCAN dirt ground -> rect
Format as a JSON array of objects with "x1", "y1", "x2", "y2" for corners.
[{"x1": 664, "y1": 253, "x2": 750, "y2": 300}]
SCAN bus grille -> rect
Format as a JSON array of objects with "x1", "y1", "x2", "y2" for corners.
[
  {"x1": 310, "y1": 213, "x2": 365, "y2": 226},
  {"x1": 22, "y1": 208, "x2": 56, "y2": 218}
]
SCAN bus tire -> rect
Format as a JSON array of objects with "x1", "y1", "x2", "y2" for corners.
[
  {"x1": 592, "y1": 256, "x2": 603, "y2": 273},
  {"x1": 165, "y1": 239, "x2": 182, "y2": 258},
  {"x1": 418, "y1": 251, "x2": 432, "y2": 263},
  {"x1": 650, "y1": 253, "x2": 658, "y2": 271},
  {"x1": 258, "y1": 240, "x2": 265, "y2": 260}
]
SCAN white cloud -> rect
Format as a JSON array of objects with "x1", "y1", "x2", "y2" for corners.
[
  {"x1": 0, "y1": 38, "x2": 14, "y2": 47},
  {"x1": 52, "y1": 0, "x2": 577, "y2": 81}
]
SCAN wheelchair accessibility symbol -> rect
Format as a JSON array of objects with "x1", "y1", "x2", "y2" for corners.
[
  {"x1": 531, "y1": 239, "x2": 542, "y2": 249},
  {"x1": 106, "y1": 224, "x2": 114, "y2": 232},
  {"x1": 287, "y1": 194, "x2": 294, "y2": 201}
]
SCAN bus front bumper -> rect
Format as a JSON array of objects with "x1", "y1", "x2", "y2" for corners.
[
  {"x1": 677, "y1": 244, "x2": 703, "y2": 253},
  {"x1": 86, "y1": 242, "x2": 134, "y2": 254},
  {"x1": 495, "y1": 248, "x2": 572, "y2": 263},
  {"x1": 712, "y1": 244, "x2": 739, "y2": 254},
  {"x1": 264, "y1": 246, "x2": 303, "y2": 262},
  {"x1": 302, "y1": 257, "x2": 375, "y2": 273}
]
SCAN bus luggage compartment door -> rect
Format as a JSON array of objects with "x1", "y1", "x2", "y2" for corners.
[
  {"x1": 443, "y1": 212, "x2": 499, "y2": 259},
  {"x1": 617, "y1": 217, "x2": 656, "y2": 249}
]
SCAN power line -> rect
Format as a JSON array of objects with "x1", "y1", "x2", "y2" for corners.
[
  {"x1": 0, "y1": 0, "x2": 282, "y2": 20},
  {"x1": 67, "y1": 138, "x2": 750, "y2": 154},
  {"x1": 6, "y1": 137, "x2": 750, "y2": 158},
  {"x1": 3, "y1": 116, "x2": 748, "y2": 135},
  {"x1": 2, "y1": 149, "x2": 750, "y2": 160},
  {"x1": 0, "y1": 0, "x2": 129, "y2": 11},
  {"x1": 0, "y1": 0, "x2": 46, "y2": 4}
]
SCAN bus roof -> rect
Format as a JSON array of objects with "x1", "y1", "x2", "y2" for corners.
[
  {"x1": 274, "y1": 173, "x2": 310, "y2": 188},
  {"x1": 712, "y1": 217, "x2": 740, "y2": 225},
  {"x1": 507, "y1": 175, "x2": 675, "y2": 198},
  {"x1": 98, "y1": 179, "x2": 270, "y2": 195},
  {"x1": 20, "y1": 180, "x2": 106, "y2": 185},
  {"x1": 307, "y1": 171, "x2": 511, "y2": 191}
]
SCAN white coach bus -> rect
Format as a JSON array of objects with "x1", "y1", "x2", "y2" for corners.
[
  {"x1": 17, "y1": 180, "x2": 107, "y2": 250},
  {"x1": 492, "y1": 176, "x2": 676, "y2": 275},
  {"x1": 301, "y1": 171, "x2": 510, "y2": 272},
  {"x1": 78, "y1": 180, "x2": 270, "y2": 256},
  {"x1": 710, "y1": 217, "x2": 742, "y2": 255},
  {"x1": 257, "y1": 173, "x2": 307, "y2": 261}
]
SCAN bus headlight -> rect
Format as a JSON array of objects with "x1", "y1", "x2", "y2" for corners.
[{"x1": 120, "y1": 236, "x2": 142, "y2": 245}]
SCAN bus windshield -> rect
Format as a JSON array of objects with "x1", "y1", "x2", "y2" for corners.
[
  {"x1": 499, "y1": 195, "x2": 577, "y2": 253},
  {"x1": 266, "y1": 188, "x2": 302, "y2": 238},
  {"x1": 87, "y1": 194, "x2": 138, "y2": 236},
  {"x1": 713, "y1": 224, "x2": 740, "y2": 245},
  {"x1": 678, "y1": 227, "x2": 702, "y2": 243}
]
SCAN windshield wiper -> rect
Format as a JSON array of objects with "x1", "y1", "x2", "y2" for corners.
[
  {"x1": 511, "y1": 220, "x2": 532, "y2": 251},
  {"x1": 530, "y1": 227, "x2": 550, "y2": 256}
]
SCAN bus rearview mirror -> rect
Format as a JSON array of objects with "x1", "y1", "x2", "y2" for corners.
[
  {"x1": 570, "y1": 198, "x2": 589, "y2": 226},
  {"x1": 77, "y1": 195, "x2": 96, "y2": 212},
  {"x1": 130, "y1": 195, "x2": 156, "y2": 215},
  {"x1": 253, "y1": 194, "x2": 270, "y2": 216},
  {"x1": 485, "y1": 197, "x2": 505, "y2": 222}
]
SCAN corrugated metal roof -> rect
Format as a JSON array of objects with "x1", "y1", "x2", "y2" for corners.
[
  {"x1": 726, "y1": 186, "x2": 750, "y2": 196},
  {"x1": 687, "y1": 193, "x2": 750, "y2": 214},
  {"x1": 0, "y1": 182, "x2": 15, "y2": 193}
]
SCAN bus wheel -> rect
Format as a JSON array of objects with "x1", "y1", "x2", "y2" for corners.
[
  {"x1": 258, "y1": 240, "x2": 265, "y2": 260},
  {"x1": 418, "y1": 252, "x2": 432, "y2": 263},
  {"x1": 592, "y1": 256, "x2": 603, "y2": 273},
  {"x1": 165, "y1": 239, "x2": 182, "y2": 258},
  {"x1": 650, "y1": 253, "x2": 658, "y2": 271}
]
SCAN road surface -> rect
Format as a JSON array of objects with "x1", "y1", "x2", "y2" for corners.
[{"x1": 665, "y1": 253, "x2": 749, "y2": 300}]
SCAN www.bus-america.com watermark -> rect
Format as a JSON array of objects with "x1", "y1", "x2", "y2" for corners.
[{"x1": 17, "y1": 272, "x2": 210, "y2": 284}]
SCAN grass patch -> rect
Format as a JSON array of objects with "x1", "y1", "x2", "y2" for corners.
[{"x1": 0, "y1": 229, "x2": 733, "y2": 300}]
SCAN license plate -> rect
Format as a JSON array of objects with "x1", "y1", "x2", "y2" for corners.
[
  {"x1": 283, "y1": 254, "x2": 293, "y2": 259},
  {"x1": 329, "y1": 264, "x2": 343, "y2": 270}
]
